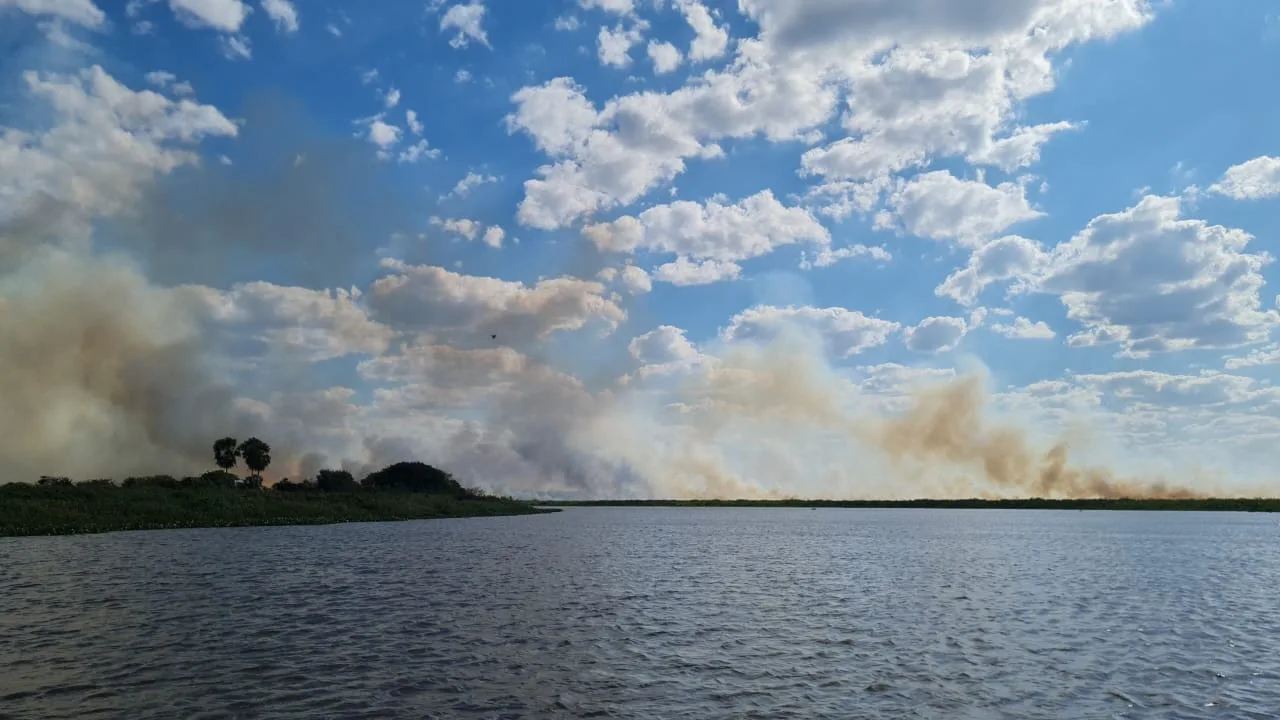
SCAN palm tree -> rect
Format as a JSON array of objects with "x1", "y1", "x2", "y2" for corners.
[
  {"x1": 236, "y1": 438, "x2": 271, "y2": 487},
  {"x1": 213, "y1": 437, "x2": 239, "y2": 472}
]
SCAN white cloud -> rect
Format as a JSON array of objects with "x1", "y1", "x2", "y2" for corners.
[
  {"x1": 260, "y1": 0, "x2": 297, "y2": 33},
  {"x1": 904, "y1": 316, "x2": 968, "y2": 353},
  {"x1": 190, "y1": 282, "x2": 392, "y2": 362},
  {"x1": 876, "y1": 171, "x2": 1043, "y2": 247},
  {"x1": 935, "y1": 235, "x2": 1045, "y2": 306},
  {"x1": 144, "y1": 70, "x2": 177, "y2": 87},
  {"x1": 1209, "y1": 156, "x2": 1280, "y2": 200},
  {"x1": 723, "y1": 305, "x2": 901, "y2": 358},
  {"x1": 647, "y1": 40, "x2": 682, "y2": 74},
  {"x1": 653, "y1": 257, "x2": 742, "y2": 286},
  {"x1": 367, "y1": 259, "x2": 626, "y2": 343},
  {"x1": 169, "y1": 0, "x2": 250, "y2": 32},
  {"x1": 398, "y1": 139, "x2": 439, "y2": 164},
  {"x1": 365, "y1": 118, "x2": 401, "y2": 149},
  {"x1": 219, "y1": 34, "x2": 252, "y2": 60},
  {"x1": 440, "y1": 1, "x2": 489, "y2": 49},
  {"x1": 579, "y1": 0, "x2": 633, "y2": 15},
  {"x1": 554, "y1": 14, "x2": 581, "y2": 31},
  {"x1": 1025, "y1": 195, "x2": 1279, "y2": 357},
  {"x1": 481, "y1": 226, "x2": 505, "y2": 248},
  {"x1": 678, "y1": 0, "x2": 728, "y2": 61},
  {"x1": 597, "y1": 22, "x2": 647, "y2": 68},
  {"x1": 991, "y1": 316, "x2": 1056, "y2": 340},
  {"x1": 630, "y1": 325, "x2": 699, "y2": 364},
  {"x1": 1224, "y1": 345, "x2": 1280, "y2": 370},
  {"x1": 798, "y1": 244, "x2": 891, "y2": 270},
  {"x1": 455, "y1": 69, "x2": 473, "y2": 83},
  {"x1": 405, "y1": 109, "x2": 424, "y2": 135},
  {"x1": 598, "y1": 265, "x2": 652, "y2": 294},
  {"x1": 582, "y1": 190, "x2": 830, "y2": 271},
  {"x1": 0, "y1": 65, "x2": 237, "y2": 257},
  {"x1": 448, "y1": 171, "x2": 498, "y2": 197},
  {"x1": 383, "y1": 87, "x2": 401, "y2": 109},
  {"x1": 0, "y1": 0, "x2": 106, "y2": 27},
  {"x1": 432, "y1": 217, "x2": 483, "y2": 240}
]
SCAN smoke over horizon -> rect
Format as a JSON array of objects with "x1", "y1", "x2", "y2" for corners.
[{"x1": 0, "y1": 56, "x2": 1261, "y2": 501}]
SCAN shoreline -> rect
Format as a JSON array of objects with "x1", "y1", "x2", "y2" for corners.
[
  {"x1": 539, "y1": 498, "x2": 1280, "y2": 512},
  {"x1": 0, "y1": 485, "x2": 557, "y2": 538}
]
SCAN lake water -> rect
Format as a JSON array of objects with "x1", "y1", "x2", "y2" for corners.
[{"x1": 2, "y1": 508, "x2": 1279, "y2": 719}]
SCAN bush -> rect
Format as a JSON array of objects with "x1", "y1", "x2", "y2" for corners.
[
  {"x1": 316, "y1": 469, "x2": 359, "y2": 493},
  {"x1": 360, "y1": 461, "x2": 474, "y2": 497},
  {"x1": 37, "y1": 476, "x2": 73, "y2": 487},
  {"x1": 122, "y1": 475, "x2": 179, "y2": 489}
]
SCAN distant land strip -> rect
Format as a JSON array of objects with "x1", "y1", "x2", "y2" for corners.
[{"x1": 539, "y1": 498, "x2": 1280, "y2": 512}]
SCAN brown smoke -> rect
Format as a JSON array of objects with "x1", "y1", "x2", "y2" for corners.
[
  {"x1": 630, "y1": 335, "x2": 1206, "y2": 500},
  {"x1": 0, "y1": 251, "x2": 266, "y2": 481},
  {"x1": 870, "y1": 375, "x2": 1201, "y2": 500}
]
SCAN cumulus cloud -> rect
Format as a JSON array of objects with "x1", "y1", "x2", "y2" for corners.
[
  {"x1": 481, "y1": 225, "x2": 504, "y2": 248},
  {"x1": 1, "y1": 0, "x2": 106, "y2": 27},
  {"x1": 935, "y1": 235, "x2": 1045, "y2": 307},
  {"x1": 598, "y1": 265, "x2": 652, "y2": 294},
  {"x1": 652, "y1": 256, "x2": 741, "y2": 286},
  {"x1": 724, "y1": 305, "x2": 901, "y2": 358},
  {"x1": 876, "y1": 171, "x2": 1043, "y2": 246},
  {"x1": 991, "y1": 317, "x2": 1056, "y2": 340},
  {"x1": 597, "y1": 22, "x2": 648, "y2": 68},
  {"x1": 1025, "y1": 195, "x2": 1279, "y2": 357},
  {"x1": 440, "y1": 1, "x2": 489, "y2": 49},
  {"x1": 189, "y1": 282, "x2": 393, "y2": 362},
  {"x1": 582, "y1": 190, "x2": 830, "y2": 272},
  {"x1": 366, "y1": 259, "x2": 626, "y2": 344},
  {"x1": 678, "y1": 0, "x2": 729, "y2": 61},
  {"x1": 1209, "y1": 156, "x2": 1280, "y2": 200},
  {"x1": 904, "y1": 316, "x2": 968, "y2": 354},
  {"x1": 647, "y1": 40, "x2": 682, "y2": 74},
  {"x1": 629, "y1": 325, "x2": 700, "y2": 365}
]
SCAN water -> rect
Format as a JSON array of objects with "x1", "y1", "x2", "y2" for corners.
[{"x1": 2, "y1": 508, "x2": 1279, "y2": 719}]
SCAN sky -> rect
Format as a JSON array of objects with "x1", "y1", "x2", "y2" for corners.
[{"x1": 2, "y1": 0, "x2": 1279, "y2": 499}]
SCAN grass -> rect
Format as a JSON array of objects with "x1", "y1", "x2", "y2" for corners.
[
  {"x1": 0, "y1": 484, "x2": 557, "y2": 538},
  {"x1": 539, "y1": 498, "x2": 1280, "y2": 512}
]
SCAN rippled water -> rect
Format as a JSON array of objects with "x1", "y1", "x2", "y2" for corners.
[{"x1": 2, "y1": 508, "x2": 1279, "y2": 719}]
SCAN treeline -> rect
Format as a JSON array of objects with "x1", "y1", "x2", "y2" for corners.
[
  {"x1": 543, "y1": 498, "x2": 1280, "y2": 512},
  {"x1": 0, "y1": 438, "x2": 554, "y2": 537},
  {"x1": 11, "y1": 437, "x2": 489, "y2": 500}
]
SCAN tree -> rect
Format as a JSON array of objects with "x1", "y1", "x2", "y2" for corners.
[
  {"x1": 236, "y1": 438, "x2": 271, "y2": 484},
  {"x1": 360, "y1": 461, "x2": 473, "y2": 497},
  {"x1": 316, "y1": 469, "x2": 358, "y2": 493},
  {"x1": 213, "y1": 437, "x2": 239, "y2": 472}
]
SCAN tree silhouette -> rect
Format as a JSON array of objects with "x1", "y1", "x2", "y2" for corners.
[
  {"x1": 213, "y1": 437, "x2": 239, "y2": 472},
  {"x1": 236, "y1": 438, "x2": 271, "y2": 483},
  {"x1": 316, "y1": 469, "x2": 358, "y2": 493}
]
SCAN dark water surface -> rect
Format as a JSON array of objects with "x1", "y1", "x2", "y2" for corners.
[{"x1": 2, "y1": 508, "x2": 1279, "y2": 719}]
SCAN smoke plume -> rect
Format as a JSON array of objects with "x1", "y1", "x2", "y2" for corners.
[{"x1": 0, "y1": 35, "x2": 1228, "y2": 499}]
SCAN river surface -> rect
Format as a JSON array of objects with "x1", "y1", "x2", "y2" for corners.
[{"x1": 2, "y1": 508, "x2": 1279, "y2": 719}]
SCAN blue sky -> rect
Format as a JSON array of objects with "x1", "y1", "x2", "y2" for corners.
[{"x1": 2, "y1": 0, "x2": 1280, "y2": 498}]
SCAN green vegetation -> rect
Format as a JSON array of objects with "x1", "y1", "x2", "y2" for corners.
[
  {"x1": 0, "y1": 440, "x2": 555, "y2": 538},
  {"x1": 541, "y1": 498, "x2": 1280, "y2": 512}
]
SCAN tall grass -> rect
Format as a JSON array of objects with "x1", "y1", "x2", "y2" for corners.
[{"x1": 0, "y1": 484, "x2": 554, "y2": 537}]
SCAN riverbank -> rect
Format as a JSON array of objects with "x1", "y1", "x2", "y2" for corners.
[
  {"x1": 541, "y1": 498, "x2": 1280, "y2": 511},
  {"x1": 0, "y1": 484, "x2": 556, "y2": 537}
]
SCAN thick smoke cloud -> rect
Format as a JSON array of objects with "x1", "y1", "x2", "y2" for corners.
[{"x1": 0, "y1": 30, "x2": 1227, "y2": 499}]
